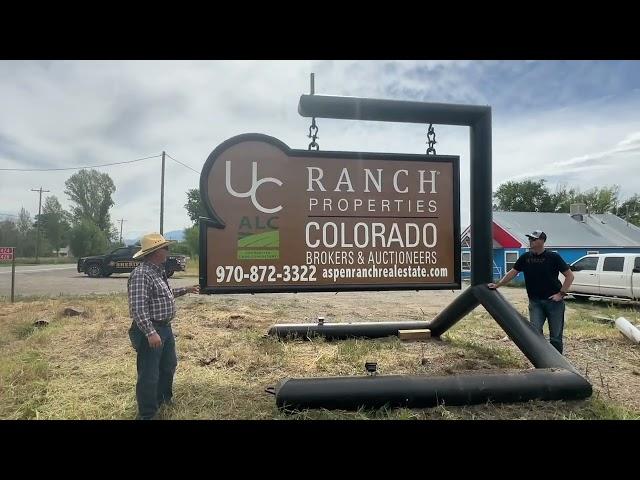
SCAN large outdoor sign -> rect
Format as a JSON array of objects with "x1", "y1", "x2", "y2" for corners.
[{"x1": 199, "y1": 134, "x2": 460, "y2": 293}]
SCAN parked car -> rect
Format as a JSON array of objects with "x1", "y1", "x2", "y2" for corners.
[
  {"x1": 568, "y1": 253, "x2": 640, "y2": 300},
  {"x1": 77, "y1": 245, "x2": 188, "y2": 278}
]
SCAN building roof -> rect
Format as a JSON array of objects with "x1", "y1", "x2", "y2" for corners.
[{"x1": 490, "y1": 211, "x2": 640, "y2": 248}]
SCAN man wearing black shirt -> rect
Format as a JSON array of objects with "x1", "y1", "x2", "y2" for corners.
[{"x1": 488, "y1": 230, "x2": 574, "y2": 354}]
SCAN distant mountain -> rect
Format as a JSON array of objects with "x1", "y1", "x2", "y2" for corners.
[
  {"x1": 164, "y1": 230, "x2": 185, "y2": 241},
  {"x1": 0, "y1": 213, "x2": 18, "y2": 221}
]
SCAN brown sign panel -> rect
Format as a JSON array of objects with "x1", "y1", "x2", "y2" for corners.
[{"x1": 199, "y1": 134, "x2": 460, "y2": 293}]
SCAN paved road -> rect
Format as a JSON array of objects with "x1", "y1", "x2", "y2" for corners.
[{"x1": 0, "y1": 264, "x2": 196, "y2": 297}]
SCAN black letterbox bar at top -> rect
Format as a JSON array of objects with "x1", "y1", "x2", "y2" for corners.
[{"x1": 298, "y1": 94, "x2": 490, "y2": 126}]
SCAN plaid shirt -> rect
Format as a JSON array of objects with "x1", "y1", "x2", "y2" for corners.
[{"x1": 128, "y1": 261, "x2": 189, "y2": 337}]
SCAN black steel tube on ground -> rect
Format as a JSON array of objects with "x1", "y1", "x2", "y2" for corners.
[
  {"x1": 427, "y1": 287, "x2": 479, "y2": 337},
  {"x1": 268, "y1": 321, "x2": 432, "y2": 340},
  {"x1": 470, "y1": 111, "x2": 492, "y2": 285},
  {"x1": 273, "y1": 369, "x2": 592, "y2": 411},
  {"x1": 472, "y1": 285, "x2": 579, "y2": 373}
]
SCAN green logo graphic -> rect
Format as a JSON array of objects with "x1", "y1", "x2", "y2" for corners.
[{"x1": 237, "y1": 230, "x2": 280, "y2": 260}]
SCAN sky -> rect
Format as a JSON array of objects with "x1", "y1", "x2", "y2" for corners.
[{"x1": 1, "y1": 60, "x2": 640, "y2": 241}]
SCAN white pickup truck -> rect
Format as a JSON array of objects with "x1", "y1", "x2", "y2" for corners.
[{"x1": 568, "y1": 253, "x2": 640, "y2": 301}]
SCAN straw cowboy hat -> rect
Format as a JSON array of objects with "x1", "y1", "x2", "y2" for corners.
[{"x1": 132, "y1": 232, "x2": 175, "y2": 259}]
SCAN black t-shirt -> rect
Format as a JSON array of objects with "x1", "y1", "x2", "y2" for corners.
[{"x1": 513, "y1": 250, "x2": 570, "y2": 300}]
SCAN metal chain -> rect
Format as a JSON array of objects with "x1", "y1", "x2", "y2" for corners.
[
  {"x1": 426, "y1": 123, "x2": 437, "y2": 155},
  {"x1": 308, "y1": 117, "x2": 319, "y2": 150}
]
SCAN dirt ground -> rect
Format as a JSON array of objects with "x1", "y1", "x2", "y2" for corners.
[
  {"x1": 187, "y1": 286, "x2": 640, "y2": 413},
  {"x1": 1, "y1": 285, "x2": 639, "y2": 419}
]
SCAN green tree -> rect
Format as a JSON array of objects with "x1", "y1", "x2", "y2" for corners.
[
  {"x1": 576, "y1": 185, "x2": 620, "y2": 214},
  {"x1": 16, "y1": 207, "x2": 32, "y2": 236},
  {"x1": 493, "y1": 179, "x2": 554, "y2": 212},
  {"x1": 184, "y1": 225, "x2": 199, "y2": 257},
  {"x1": 13, "y1": 208, "x2": 42, "y2": 257},
  {"x1": 617, "y1": 194, "x2": 640, "y2": 226},
  {"x1": 3, "y1": 209, "x2": 52, "y2": 258},
  {"x1": 64, "y1": 169, "x2": 116, "y2": 232},
  {"x1": 68, "y1": 219, "x2": 109, "y2": 257},
  {"x1": 170, "y1": 242, "x2": 191, "y2": 255},
  {"x1": 38, "y1": 196, "x2": 71, "y2": 254},
  {"x1": 185, "y1": 188, "x2": 208, "y2": 225},
  {"x1": 546, "y1": 184, "x2": 620, "y2": 214},
  {"x1": 108, "y1": 222, "x2": 121, "y2": 246},
  {"x1": 549, "y1": 184, "x2": 580, "y2": 213},
  {"x1": 0, "y1": 220, "x2": 19, "y2": 249}
]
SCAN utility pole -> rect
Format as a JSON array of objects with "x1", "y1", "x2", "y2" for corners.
[
  {"x1": 30, "y1": 187, "x2": 50, "y2": 264},
  {"x1": 627, "y1": 205, "x2": 630, "y2": 227},
  {"x1": 117, "y1": 218, "x2": 126, "y2": 244},
  {"x1": 160, "y1": 151, "x2": 165, "y2": 235}
]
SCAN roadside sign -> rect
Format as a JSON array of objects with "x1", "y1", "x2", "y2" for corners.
[
  {"x1": 199, "y1": 134, "x2": 460, "y2": 294},
  {"x1": 1, "y1": 247, "x2": 16, "y2": 302}
]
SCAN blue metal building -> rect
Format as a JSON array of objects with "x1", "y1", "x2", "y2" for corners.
[{"x1": 461, "y1": 208, "x2": 640, "y2": 281}]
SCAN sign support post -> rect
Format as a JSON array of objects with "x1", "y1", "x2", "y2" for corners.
[
  {"x1": 11, "y1": 252, "x2": 15, "y2": 303},
  {"x1": 0, "y1": 247, "x2": 15, "y2": 302}
]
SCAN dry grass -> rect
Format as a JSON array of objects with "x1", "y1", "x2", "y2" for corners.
[{"x1": 1, "y1": 289, "x2": 639, "y2": 420}]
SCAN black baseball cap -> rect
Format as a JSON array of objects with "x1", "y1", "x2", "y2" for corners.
[{"x1": 526, "y1": 230, "x2": 547, "y2": 241}]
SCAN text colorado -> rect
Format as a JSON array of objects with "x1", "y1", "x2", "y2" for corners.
[{"x1": 305, "y1": 222, "x2": 437, "y2": 248}]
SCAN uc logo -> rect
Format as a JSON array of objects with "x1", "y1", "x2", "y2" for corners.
[{"x1": 225, "y1": 161, "x2": 283, "y2": 214}]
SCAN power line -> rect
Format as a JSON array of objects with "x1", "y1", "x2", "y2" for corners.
[
  {"x1": 0, "y1": 154, "x2": 163, "y2": 172},
  {"x1": 165, "y1": 153, "x2": 200, "y2": 174}
]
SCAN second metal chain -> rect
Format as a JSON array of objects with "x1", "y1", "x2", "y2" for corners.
[
  {"x1": 308, "y1": 117, "x2": 319, "y2": 150},
  {"x1": 426, "y1": 123, "x2": 437, "y2": 155}
]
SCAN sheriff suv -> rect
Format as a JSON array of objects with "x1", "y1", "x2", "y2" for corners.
[{"x1": 77, "y1": 245, "x2": 188, "y2": 278}]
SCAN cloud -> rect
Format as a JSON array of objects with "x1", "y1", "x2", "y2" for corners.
[{"x1": 2, "y1": 60, "x2": 640, "y2": 238}]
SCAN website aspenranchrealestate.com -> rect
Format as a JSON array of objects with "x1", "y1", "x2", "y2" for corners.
[{"x1": 322, "y1": 264, "x2": 449, "y2": 282}]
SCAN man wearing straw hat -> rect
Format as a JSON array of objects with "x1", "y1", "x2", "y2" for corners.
[{"x1": 127, "y1": 232, "x2": 199, "y2": 420}]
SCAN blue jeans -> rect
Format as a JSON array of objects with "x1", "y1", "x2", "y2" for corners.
[
  {"x1": 128, "y1": 322, "x2": 177, "y2": 420},
  {"x1": 528, "y1": 299, "x2": 565, "y2": 354}
]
